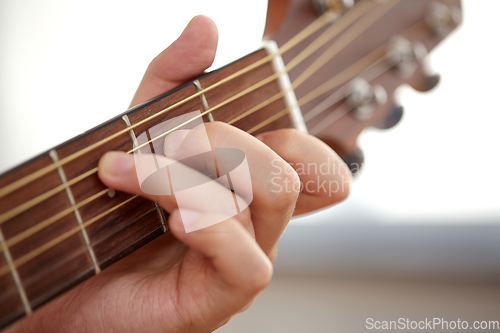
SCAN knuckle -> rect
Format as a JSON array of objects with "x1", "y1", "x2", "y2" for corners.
[
  {"x1": 273, "y1": 128, "x2": 303, "y2": 158},
  {"x1": 245, "y1": 257, "x2": 273, "y2": 292},
  {"x1": 269, "y1": 159, "x2": 300, "y2": 210},
  {"x1": 204, "y1": 121, "x2": 233, "y2": 139}
]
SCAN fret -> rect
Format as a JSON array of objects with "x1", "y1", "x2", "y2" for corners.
[
  {"x1": 0, "y1": 227, "x2": 32, "y2": 315},
  {"x1": 121, "y1": 115, "x2": 168, "y2": 232},
  {"x1": 193, "y1": 80, "x2": 214, "y2": 122},
  {"x1": 48, "y1": 150, "x2": 101, "y2": 275},
  {"x1": 0, "y1": 152, "x2": 96, "y2": 323}
]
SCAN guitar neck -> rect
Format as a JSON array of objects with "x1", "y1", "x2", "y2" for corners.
[{"x1": 0, "y1": 42, "x2": 302, "y2": 328}]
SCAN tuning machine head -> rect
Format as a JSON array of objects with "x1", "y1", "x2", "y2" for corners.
[
  {"x1": 386, "y1": 36, "x2": 428, "y2": 79},
  {"x1": 313, "y1": 0, "x2": 354, "y2": 18},
  {"x1": 386, "y1": 35, "x2": 442, "y2": 92},
  {"x1": 346, "y1": 77, "x2": 388, "y2": 121},
  {"x1": 426, "y1": 1, "x2": 462, "y2": 36}
]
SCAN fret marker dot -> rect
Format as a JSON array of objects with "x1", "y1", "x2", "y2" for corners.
[{"x1": 108, "y1": 189, "x2": 115, "y2": 198}]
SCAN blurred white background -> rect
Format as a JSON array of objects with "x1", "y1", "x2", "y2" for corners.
[{"x1": 1, "y1": 1, "x2": 499, "y2": 331}]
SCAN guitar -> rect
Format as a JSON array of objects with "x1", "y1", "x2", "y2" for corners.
[{"x1": 0, "y1": 0, "x2": 461, "y2": 328}]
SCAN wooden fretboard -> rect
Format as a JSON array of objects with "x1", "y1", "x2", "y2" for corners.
[{"x1": 0, "y1": 45, "x2": 299, "y2": 328}]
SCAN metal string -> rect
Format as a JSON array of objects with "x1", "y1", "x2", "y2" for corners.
[
  {"x1": 0, "y1": 0, "x2": 381, "y2": 226},
  {"x1": 0, "y1": 0, "x2": 373, "y2": 201},
  {"x1": 0, "y1": 0, "x2": 405, "y2": 279}
]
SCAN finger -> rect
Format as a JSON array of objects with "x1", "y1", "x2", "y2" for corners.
[
  {"x1": 168, "y1": 209, "x2": 272, "y2": 302},
  {"x1": 167, "y1": 122, "x2": 300, "y2": 256},
  {"x1": 98, "y1": 151, "x2": 234, "y2": 213},
  {"x1": 130, "y1": 15, "x2": 218, "y2": 106},
  {"x1": 98, "y1": 151, "x2": 254, "y2": 236},
  {"x1": 256, "y1": 129, "x2": 352, "y2": 215}
]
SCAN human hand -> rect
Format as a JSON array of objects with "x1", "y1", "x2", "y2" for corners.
[{"x1": 7, "y1": 16, "x2": 351, "y2": 333}]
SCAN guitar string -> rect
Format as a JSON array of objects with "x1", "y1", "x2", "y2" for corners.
[
  {"x1": 0, "y1": 50, "x2": 393, "y2": 279},
  {"x1": 234, "y1": 46, "x2": 388, "y2": 131},
  {"x1": 0, "y1": 1, "x2": 404, "y2": 278},
  {"x1": 0, "y1": 47, "x2": 389, "y2": 253},
  {"x1": 247, "y1": 58, "x2": 393, "y2": 135},
  {"x1": 0, "y1": 5, "x2": 395, "y2": 268},
  {"x1": 250, "y1": 21, "x2": 430, "y2": 134},
  {"x1": 129, "y1": 0, "x2": 398, "y2": 154},
  {"x1": 0, "y1": 195, "x2": 138, "y2": 278},
  {"x1": 0, "y1": 20, "x2": 430, "y2": 282},
  {"x1": 0, "y1": 0, "x2": 404, "y2": 277},
  {"x1": 0, "y1": 0, "x2": 377, "y2": 201},
  {"x1": 304, "y1": 54, "x2": 389, "y2": 123},
  {"x1": 0, "y1": 206, "x2": 159, "y2": 300},
  {"x1": 0, "y1": 0, "x2": 389, "y2": 226},
  {"x1": 233, "y1": 15, "x2": 427, "y2": 129},
  {"x1": 307, "y1": 62, "x2": 395, "y2": 135}
]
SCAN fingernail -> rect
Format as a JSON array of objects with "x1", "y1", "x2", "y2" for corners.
[
  {"x1": 101, "y1": 152, "x2": 134, "y2": 176},
  {"x1": 164, "y1": 130, "x2": 190, "y2": 157}
]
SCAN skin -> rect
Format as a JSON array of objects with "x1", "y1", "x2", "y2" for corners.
[{"x1": 7, "y1": 16, "x2": 351, "y2": 333}]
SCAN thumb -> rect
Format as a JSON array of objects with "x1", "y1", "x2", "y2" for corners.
[{"x1": 130, "y1": 15, "x2": 218, "y2": 106}]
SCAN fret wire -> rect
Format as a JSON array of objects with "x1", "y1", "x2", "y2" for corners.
[
  {"x1": 0, "y1": 17, "x2": 429, "y2": 262},
  {"x1": 0, "y1": 53, "x2": 392, "y2": 280},
  {"x1": 122, "y1": 115, "x2": 168, "y2": 232},
  {"x1": 20, "y1": 207, "x2": 157, "y2": 292},
  {"x1": 0, "y1": 227, "x2": 32, "y2": 314},
  {"x1": 0, "y1": 2, "x2": 345, "y2": 200},
  {"x1": 49, "y1": 150, "x2": 101, "y2": 275},
  {"x1": 0, "y1": 15, "x2": 426, "y2": 252},
  {"x1": 0, "y1": 52, "x2": 382, "y2": 277},
  {"x1": 193, "y1": 80, "x2": 214, "y2": 122},
  {"x1": 0, "y1": 0, "x2": 419, "y2": 277},
  {"x1": 3, "y1": 189, "x2": 108, "y2": 250},
  {"x1": 126, "y1": 1, "x2": 393, "y2": 154},
  {"x1": 0, "y1": 51, "x2": 392, "y2": 262},
  {"x1": 0, "y1": 0, "x2": 382, "y2": 225},
  {"x1": 0, "y1": 168, "x2": 98, "y2": 225},
  {"x1": 0, "y1": 195, "x2": 138, "y2": 279},
  {"x1": 30, "y1": 266, "x2": 96, "y2": 310}
]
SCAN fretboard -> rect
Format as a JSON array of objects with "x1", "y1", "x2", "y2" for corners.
[{"x1": 0, "y1": 43, "x2": 302, "y2": 329}]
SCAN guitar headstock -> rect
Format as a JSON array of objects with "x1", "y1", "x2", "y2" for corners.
[{"x1": 265, "y1": 0, "x2": 462, "y2": 173}]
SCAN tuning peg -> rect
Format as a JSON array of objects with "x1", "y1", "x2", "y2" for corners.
[
  {"x1": 424, "y1": 72, "x2": 441, "y2": 91},
  {"x1": 375, "y1": 104, "x2": 404, "y2": 130},
  {"x1": 340, "y1": 147, "x2": 364, "y2": 176},
  {"x1": 410, "y1": 60, "x2": 441, "y2": 92},
  {"x1": 314, "y1": 0, "x2": 354, "y2": 16},
  {"x1": 426, "y1": 2, "x2": 462, "y2": 36},
  {"x1": 346, "y1": 78, "x2": 388, "y2": 121}
]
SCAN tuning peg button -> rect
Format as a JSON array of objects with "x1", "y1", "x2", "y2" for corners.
[
  {"x1": 341, "y1": 148, "x2": 364, "y2": 176},
  {"x1": 375, "y1": 105, "x2": 404, "y2": 130},
  {"x1": 426, "y1": 2, "x2": 462, "y2": 36},
  {"x1": 424, "y1": 73, "x2": 441, "y2": 91}
]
